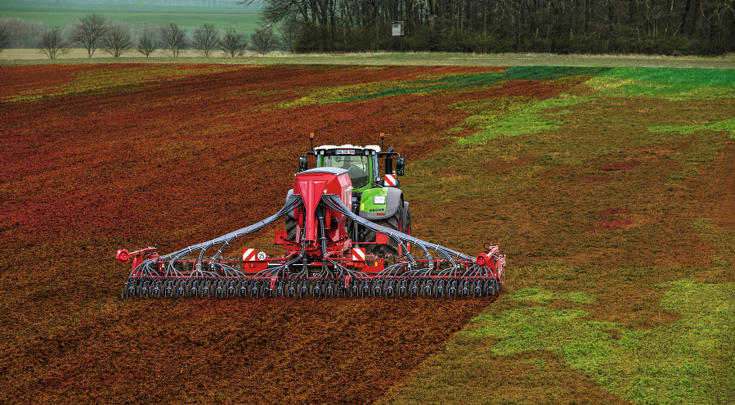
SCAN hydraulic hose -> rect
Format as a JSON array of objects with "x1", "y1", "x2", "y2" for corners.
[{"x1": 322, "y1": 194, "x2": 475, "y2": 267}]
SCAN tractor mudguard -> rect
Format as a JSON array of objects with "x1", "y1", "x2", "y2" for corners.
[{"x1": 358, "y1": 187, "x2": 402, "y2": 221}]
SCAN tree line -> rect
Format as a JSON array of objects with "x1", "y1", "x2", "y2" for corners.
[
  {"x1": 250, "y1": 0, "x2": 735, "y2": 55},
  {"x1": 2, "y1": 1, "x2": 733, "y2": 57},
  {"x1": 0, "y1": 15, "x2": 282, "y2": 59}
]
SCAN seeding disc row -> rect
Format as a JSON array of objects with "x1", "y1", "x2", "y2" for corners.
[
  {"x1": 119, "y1": 194, "x2": 505, "y2": 300},
  {"x1": 122, "y1": 277, "x2": 502, "y2": 299}
]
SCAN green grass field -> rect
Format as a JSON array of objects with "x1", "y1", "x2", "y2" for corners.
[
  {"x1": 0, "y1": 12, "x2": 260, "y2": 35},
  {"x1": 0, "y1": 1, "x2": 260, "y2": 33}
]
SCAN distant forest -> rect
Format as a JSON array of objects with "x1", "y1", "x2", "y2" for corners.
[
  {"x1": 256, "y1": 0, "x2": 735, "y2": 55},
  {"x1": 2, "y1": 0, "x2": 734, "y2": 55}
]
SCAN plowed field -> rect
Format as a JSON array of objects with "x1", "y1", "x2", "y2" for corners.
[
  {"x1": 0, "y1": 64, "x2": 505, "y2": 404},
  {"x1": 1, "y1": 63, "x2": 733, "y2": 405}
]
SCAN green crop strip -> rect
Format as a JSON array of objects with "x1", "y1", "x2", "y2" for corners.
[
  {"x1": 448, "y1": 96, "x2": 533, "y2": 135},
  {"x1": 645, "y1": 119, "x2": 733, "y2": 183},
  {"x1": 588, "y1": 68, "x2": 735, "y2": 100},
  {"x1": 509, "y1": 286, "x2": 596, "y2": 304},
  {"x1": 455, "y1": 96, "x2": 594, "y2": 145},
  {"x1": 649, "y1": 118, "x2": 735, "y2": 139}
]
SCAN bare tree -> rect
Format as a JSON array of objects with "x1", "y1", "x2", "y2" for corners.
[
  {"x1": 160, "y1": 23, "x2": 187, "y2": 57},
  {"x1": 1, "y1": 18, "x2": 46, "y2": 49},
  {"x1": 219, "y1": 28, "x2": 248, "y2": 57},
  {"x1": 70, "y1": 13, "x2": 108, "y2": 58},
  {"x1": 37, "y1": 27, "x2": 67, "y2": 60},
  {"x1": 136, "y1": 31, "x2": 158, "y2": 57},
  {"x1": 277, "y1": 15, "x2": 302, "y2": 53},
  {"x1": 192, "y1": 23, "x2": 221, "y2": 57},
  {"x1": 250, "y1": 25, "x2": 280, "y2": 55},
  {"x1": 134, "y1": 22, "x2": 160, "y2": 57},
  {"x1": 101, "y1": 23, "x2": 133, "y2": 57}
]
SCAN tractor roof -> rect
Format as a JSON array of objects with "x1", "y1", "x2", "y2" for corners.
[
  {"x1": 297, "y1": 167, "x2": 349, "y2": 176},
  {"x1": 314, "y1": 144, "x2": 382, "y2": 153}
]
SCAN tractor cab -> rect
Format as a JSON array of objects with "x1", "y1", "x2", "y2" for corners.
[
  {"x1": 294, "y1": 133, "x2": 410, "y2": 256},
  {"x1": 299, "y1": 133, "x2": 405, "y2": 192},
  {"x1": 312, "y1": 144, "x2": 380, "y2": 191}
]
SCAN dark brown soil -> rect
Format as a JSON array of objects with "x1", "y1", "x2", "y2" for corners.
[{"x1": 4, "y1": 297, "x2": 492, "y2": 404}]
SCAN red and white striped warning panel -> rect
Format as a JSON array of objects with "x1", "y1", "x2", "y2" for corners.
[
  {"x1": 242, "y1": 248, "x2": 256, "y2": 261},
  {"x1": 385, "y1": 174, "x2": 396, "y2": 186},
  {"x1": 352, "y1": 248, "x2": 366, "y2": 262},
  {"x1": 242, "y1": 248, "x2": 267, "y2": 261}
]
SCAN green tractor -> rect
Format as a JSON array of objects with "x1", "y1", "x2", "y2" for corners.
[{"x1": 287, "y1": 133, "x2": 411, "y2": 257}]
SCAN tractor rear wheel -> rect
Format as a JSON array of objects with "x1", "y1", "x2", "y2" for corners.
[
  {"x1": 365, "y1": 201, "x2": 411, "y2": 258},
  {"x1": 364, "y1": 215, "x2": 400, "y2": 257}
]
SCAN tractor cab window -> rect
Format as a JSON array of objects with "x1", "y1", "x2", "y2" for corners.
[{"x1": 322, "y1": 154, "x2": 370, "y2": 189}]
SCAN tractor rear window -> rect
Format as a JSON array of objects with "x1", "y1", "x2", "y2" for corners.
[{"x1": 322, "y1": 155, "x2": 370, "y2": 189}]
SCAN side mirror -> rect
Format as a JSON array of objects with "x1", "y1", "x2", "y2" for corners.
[
  {"x1": 396, "y1": 157, "x2": 405, "y2": 176},
  {"x1": 298, "y1": 156, "x2": 308, "y2": 172}
]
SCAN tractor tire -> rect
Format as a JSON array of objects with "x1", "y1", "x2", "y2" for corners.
[
  {"x1": 286, "y1": 217, "x2": 298, "y2": 241},
  {"x1": 365, "y1": 201, "x2": 411, "y2": 258},
  {"x1": 364, "y1": 214, "x2": 400, "y2": 257}
]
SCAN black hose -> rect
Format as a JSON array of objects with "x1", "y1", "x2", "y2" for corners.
[
  {"x1": 159, "y1": 194, "x2": 302, "y2": 261},
  {"x1": 130, "y1": 195, "x2": 303, "y2": 280},
  {"x1": 322, "y1": 195, "x2": 475, "y2": 270}
]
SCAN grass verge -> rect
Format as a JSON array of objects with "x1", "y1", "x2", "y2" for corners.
[{"x1": 1, "y1": 49, "x2": 734, "y2": 69}]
